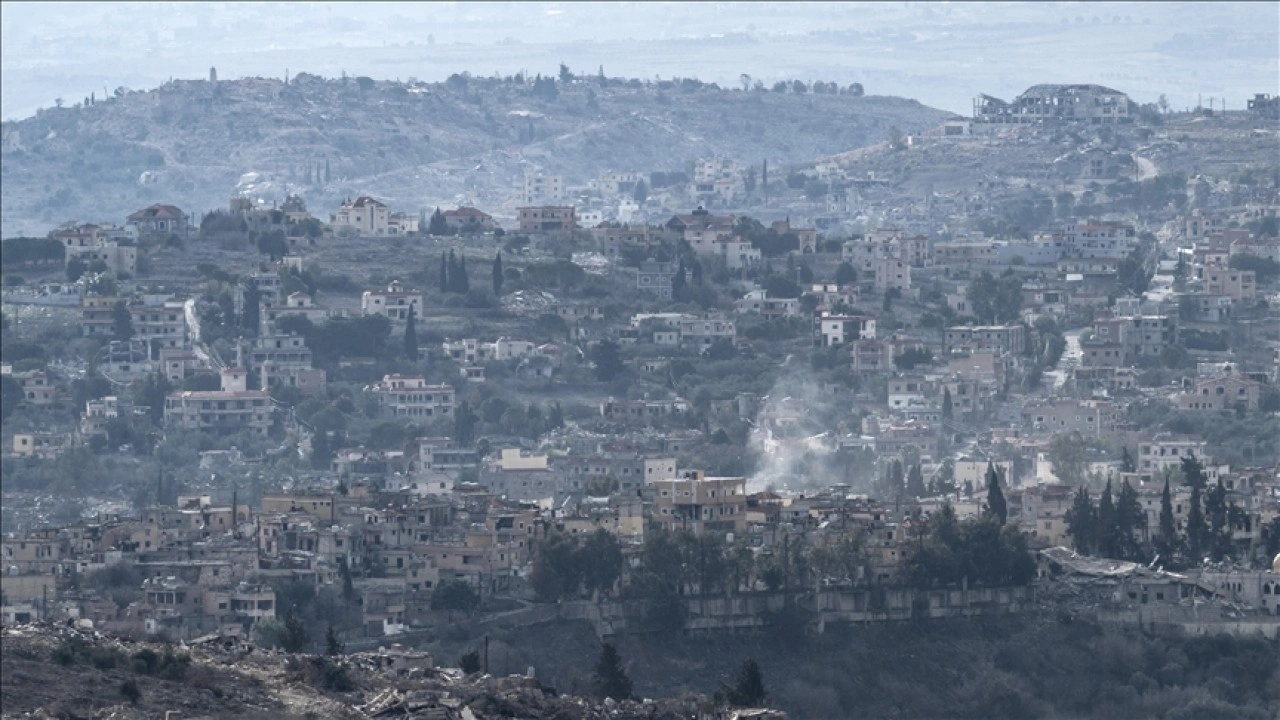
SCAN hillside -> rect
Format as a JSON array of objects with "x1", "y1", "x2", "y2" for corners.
[
  {"x1": 0, "y1": 622, "x2": 733, "y2": 720},
  {"x1": 0, "y1": 73, "x2": 951, "y2": 236}
]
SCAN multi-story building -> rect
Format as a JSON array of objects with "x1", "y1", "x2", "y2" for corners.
[
  {"x1": 1174, "y1": 374, "x2": 1264, "y2": 412},
  {"x1": 1020, "y1": 398, "x2": 1122, "y2": 437},
  {"x1": 11, "y1": 432, "x2": 73, "y2": 460},
  {"x1": 442, "y1": 207, "x2": 497, "y2": 233},
  {"x1": 1137, "y1": 434, "x2": 1211, "y2": 474},
  {"x1": 331, "y1": 196, "x2": 391, "y2": 235},
  {"x1": 818, "y1": 314, "x2": 877, "y2": 347},
  {"x1": 64, "y1": 239, "x2": 137, "y2": 277},
  {"x1": 1201, "y1": 267, "x2": 1256, "y2": 302},
  {"x1": 361, "y1": 281, "x2": 423, "y2": 324},
  {"x1": 130, "y1": 297, "x2": 188, "y2": 359},
  {"x1": 945, "y1": 325, "x2": 1027, "y2": 355},
  {"x1": 735, "y1": 290, "x2": 801, "y2": 318},
  {"x1": 369, "y1": 375, "x2": 454, "y2": 419},
  {"x1": 650, "y1": 471, "x2": 747, "y2": 533},
  {"x1": 517, "y1": 206, "x2": 576, "y2": 232},
  {"x1": 163, "y1": 368, "x2": 274, "y2": 436},
  {"x1": 973, "y1": 84, "x2": 1131, "y2": 125},
  {"x1": 522, "y1": 174, "x2": 564, "y2": 204},
  {"x1": 557, "y1": 448, "x2": 676, "y2": 495},
  {"x1": 261, "y1": 292, "x2": 333, "y2": 335},
  {"x1": 126, "y1": 204, "x2": 189, "y2": 238},
  {"x1": 245, "y1": 334, "x2": 326, "y2": 395}
]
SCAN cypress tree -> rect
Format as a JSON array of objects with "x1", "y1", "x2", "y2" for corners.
[
  {"x1": 986, "y1": 462, "x2": 1007, "y2": 525},
  {"x1": 1186, "y1": 483, "x2": 1206, "y2": 564},
  {"x1": 941, "y1": 388, "x2": 953, "y2": 420},
  {"x1": 1156, "y1": 476, "x2": 1178, "y2": 563},
  {"x1": 492, "y1": 253, "x2": 504, "y2": 295},
  {"x1": 906, "y1": 463, "x2": 926, "y2": 497},
  {"x1": 672, "y1": 260, "x2": 687, "y2": 299},
  {"x1": 1097, "y1": 479, "x2": 1117, "y2": 557},
  {"x1": 592, "y1": 642, "x2": 632, "y2": 701},
  {"x1": 403, "y1": 305, "x2": 419, "y2": 360},
  {"x1": 439, "y1": 252, "x2": 449, "y2": 292},
  {"x1": 457, "y1": 255, "x2": 470, "y2": 293},
  {"x1": 1065, "y1": 486, "x2": 1096, "y2": 554},
  {"x1": 1206, "y1": 479, "x2": 1229, "y2": 561}
]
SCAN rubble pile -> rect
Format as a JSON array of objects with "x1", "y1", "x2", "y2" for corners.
[{"x1": 0, "y1": 622, "x2": 762, "y2": 720}]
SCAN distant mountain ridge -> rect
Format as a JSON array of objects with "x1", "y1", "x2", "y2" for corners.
[{"x1": 0, "y1": 72, "x2": 951, "y2": 235}]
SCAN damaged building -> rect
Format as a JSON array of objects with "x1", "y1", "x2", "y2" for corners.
[{"x1": 974, "y1": 84, "x2": 1132, "y2": 125}]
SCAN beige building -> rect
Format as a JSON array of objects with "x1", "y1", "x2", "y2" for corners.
[
  {"x1": 11, "y1": 432, "x2": 73, "y2": 459},
  {"x1": 650, "y1": 471, "x2": 746, "y2": 534},
  {"x1": 370, "y1": 375, "x2": 455, "y2": 419},
  {"x1": 1174, "y1": 374, "x2": 1264, "y2": 412},
  {"x1": 331, "y1": 196, "x2": 392, "y2": 235},
  {"x1": 1201, "y1": 267, "x2": 1256, "y2": 302},
  {"x1": 361, "y1": 281, "x2": 423, "y2": 323},
  {"x1": 163, "y1": 368, "x2": 273, "y2": 436},
  {"x1": 517, "y1": 206, "x2": 576, "y2": 232}
]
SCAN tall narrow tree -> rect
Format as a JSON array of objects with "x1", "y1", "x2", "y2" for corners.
[
  {"x1": 1065, "y1": 486, "x2": 1096, "y2": 554},
  {"x1": 1097, "y1": 479, "x2": 1117, "y2": 557},
  {"x1": 439, "y1": 252, "x2": 449, "y2": 292},
  {"x1": 906, "y1": 463, "x2": 926, "y2": 497},
  {"x1": 403, "y1": 305, "x2": 419, "y2": 360},
  {"x1": 672, "y1": 260, "x2": 687, "y2": 299},
  {"x1": 1154, "y1": 477, "x2": 1178, "y2": 564},
  {"x1": 456, "y1": 255, "x2": 470, "y2": 293},
  {"x1": 492, "y1": 253, "x2": 504, "y2": 295},
  {"x1": 1186, "y1": 482, "x2": 1207, "y2": 564},
  {"x1": 941, "y1": 388, "x2": 953, "y2": 421},
  {"x1": 986, "y1": 462, "x2": 1007, "y2": 525}
]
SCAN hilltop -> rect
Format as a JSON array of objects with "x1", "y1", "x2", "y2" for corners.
[{"x1": 0, "y1": 72, "x2": 950, "y2": 235}]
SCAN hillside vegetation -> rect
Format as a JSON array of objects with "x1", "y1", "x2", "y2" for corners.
[{"x1": 0, "y1": 72, "x2": 950, "y2": 235}]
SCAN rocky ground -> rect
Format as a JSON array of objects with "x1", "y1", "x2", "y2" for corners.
[
  {"x1": 0, "y1": 622, "x2": 746, "y2": 720},
  {"x1": 0, "y1": 73, "x2": 950, "y2": 236}
]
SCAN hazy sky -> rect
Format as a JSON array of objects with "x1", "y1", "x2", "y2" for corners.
[{"x1": 2, "y1": 1, "x2": 1277, "y2": 119}]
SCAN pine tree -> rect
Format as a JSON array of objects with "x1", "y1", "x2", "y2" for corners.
[
  {"x1": 1097, "y1": 479, "x2": 1118, "y2": 557},
  {"x1": 1120, "y1": 446, "x2": 1135, "y2": 473},
  {"x1": 453, "y1": 402, "x2": 477, "y2": 446},
  {"x1": 1186, "y1": 483, "x2": 1207, "y2": 564},
  {"x1": 325, "y1": 624, "x2": 344, "y2": 656},
  {"x1": 447, "y1": 250, "x2": 459, "y2": 293},
  {"x1": 456, "y1": 255, "x2": 470, "y2": 293},
  {"x1": 726, "y1": 658, "x2": 768, "y2": 707},
  {"x1": 672, "y1": 260, "x2": 687, "y2": 299},
  {"x1": 906, "y1": 463, "x2": 926, "y2": 497},
  {"x1": 941, "y1": 388, "x2": 953, "y2": 420},
  {"x1": 985, "y1": 462, "x2": 1007, "y2": 525},
  {"x1": 1065, "y1": 486, "x2": 1096, "y2": 554},
  {"x1": 1181, "y1": 454, "x2": 1206, "y2": 490},
  {"x1": 310, "y1": 430, "x2": 333, "y2": 470},
  {"x1": 1116, "y1": 480, "x2": 1145, "y2": 560},
  {"x1": 1206, "y1": 479, "x2": 1230, "y2": 561},
  {"x1": 281, "y1": 606, "x2": 309, "y2": 652},
  {"x1": 1156, "y1": 477, "x2": 1178, "y2": 564},
  {"x1": 428, "y1": 207, "x2": 448, "y2": 236},
  {"x1": 403, "y1": 305, "x2": 419, "y2": 360},
  {"x1": 592, "y1": 643, "x2": 632, "y2": 701},
  {"x1": 492, "y1": 253, "x2": 504, "y2": 295}
]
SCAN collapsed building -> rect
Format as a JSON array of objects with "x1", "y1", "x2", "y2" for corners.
[{"x1": 974, "y1": 84, "x2": 1132, "y2": 125}]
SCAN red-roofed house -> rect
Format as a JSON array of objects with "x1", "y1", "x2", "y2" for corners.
[
  {"x1": 126, "y1": 204, "x2": 189, "y2": 237},
  {"x1": 443, "y1": 207, "x2": 497, "y2": 233}
]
